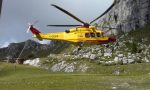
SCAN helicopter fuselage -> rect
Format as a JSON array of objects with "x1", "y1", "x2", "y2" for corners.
[{"x1": 32, "y1": 26, "x2": 116, "y2": 44}]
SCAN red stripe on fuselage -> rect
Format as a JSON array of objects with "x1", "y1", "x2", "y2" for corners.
[
  {"x1": 77, "y1": 26, "x2": 89, "y2": 28},
  {"x1": 30, "y1": 26, "x2": 41, "y2": 34}
]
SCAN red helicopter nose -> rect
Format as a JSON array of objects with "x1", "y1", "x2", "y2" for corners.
[{"x1": 108, "y1": 36, "x2": 116, "y2": 42}]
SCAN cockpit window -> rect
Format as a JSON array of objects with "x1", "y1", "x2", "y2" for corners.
[
  {"x1": 96, "y1": 33, "x2": 100, "y2": 37},
  {"x1": 90, "y1": 33, "x2": 95, "y2": 37},
  {"x1": 85, "y1": 33, "x2": 90, "y2": 38},
  {"x1": 65, "y1": 30, "x2": 70, "y2": 33},
  {"x1": 101, "y1": 32, "x2": 104, "y2": 37}
]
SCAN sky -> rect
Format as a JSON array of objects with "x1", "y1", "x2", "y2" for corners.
[{"x1": 0, "y1": 0, "x2": 113, "y2": 47}]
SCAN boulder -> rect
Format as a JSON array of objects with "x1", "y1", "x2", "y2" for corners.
[
  {"x1": 122, "y1": 57, "x2": 128, "y2": 64},
  {"x1": 104, "y1": 53, "x2": 112, "y2": 57},
  {"x1": 114, "y1": 57, "x2": 119, "y2": 63},
  {"x1": 118, "y1": 54, "x2": 124, "y2": 58},
  {"x1": 127, "y1": 59, "x2": 135, "y2": 64},
  {"x1": 24, "y1": 58, "x2": 40, "y2": 67},
  {"x1": 78, "y1": 64, "x2": 88, "y2": 72},
  {"x1": 64, "y1": 63, "x2": 75, "y2": 72},
  {"x1": 51, "y1": 61, "x2": 67, "y2": 72},
  {"x1": 83, "y1": 54, "x2": 90, "y2": 59},
  {"x1": 90, "y1": 54, "x2": 96, "y2": 60}
]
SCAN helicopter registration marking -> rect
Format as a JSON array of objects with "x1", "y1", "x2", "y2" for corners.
[
  {"x1": 49, "y1": 35, "x2": 58, "y2": 38},
  {"x1": 79, "y1": 35, "x2": 83, "y2": 37}
]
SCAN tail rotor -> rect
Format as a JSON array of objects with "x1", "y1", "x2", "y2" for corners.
[
  {"x1": 26, "y1": 23, "x2": 32, "y2": 33},
  {"x1": 26, "y1": 20, "x2": 39, "y2": 33}
]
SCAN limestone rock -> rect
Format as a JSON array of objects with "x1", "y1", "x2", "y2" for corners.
[
  {"x1": 90, "y1": 54, "x2": 96, "y2": 60},
  {"x1": 114, "y1": 57, "x2": 119, "y2": 63},
  {"x1": 127, "y1": 59, "x2": 135, "y2": 64},
  {"x1": 118, "y1": 54, "x2": 124, "y2": 58},
  {"x1": 98, "y1": 0, "x2": 150, "y2": 33},
  {"x1": 78, "y1": 64, "x2": 88, "y2": 72},
  {"x1": 24, "y1": 58, "x2": 40, "y2": 67},
  {"x1": 104, "y1": 53, "x2": 112, "y2": 57}
]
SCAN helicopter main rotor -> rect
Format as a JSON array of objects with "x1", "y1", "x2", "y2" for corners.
[{"x1": 48, "y1": 1, "x2": 116, "y2": 27}]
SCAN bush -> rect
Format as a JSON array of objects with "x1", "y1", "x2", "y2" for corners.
[{"x1": 131, "y1": 42, "x2": 138, "y2": 53}]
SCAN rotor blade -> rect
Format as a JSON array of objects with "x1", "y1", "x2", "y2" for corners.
[
  {"x1": 90, "y1": 1, "x2": 116, "y2": 24},
  {"x1": 104, "y1": 29, "x2": 111, "y2": 34},
  {"x1": 26, "y1": 27, "x2": 30, "y2": 33},
  {"x1": 33, "y1": 20, "x2": 39, "y2": 25},
  {"x1": 51, "y1": 4, "x2": 86, "y2": 24},
  {"x1": 27, "y1": 24, "x2": 32, "y2": 33},
  {"x1": 47, "y1": 25, "x2": 82, "y2": 27},
  {"x1": 102, "y1": 27, "x2": 117, "y2": 29}
]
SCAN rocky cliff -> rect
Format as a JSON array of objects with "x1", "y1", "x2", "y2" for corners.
[{"x1": 98, "y1": 0, "x2": 150, "y2": 33}]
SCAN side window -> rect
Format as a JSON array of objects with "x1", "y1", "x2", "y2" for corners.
[
  {"x1": 90, "y1": 33, "x2": 95, "y2": 37},
  {"x1": 85, "y1": 33, "x2": 90, "y2": 38},
  {"x1": 96, "y1": 33, "x2": 100, "y2": 37},
  {"x1": 101, "y1": 32, "x2": 104, "y2": 37}
]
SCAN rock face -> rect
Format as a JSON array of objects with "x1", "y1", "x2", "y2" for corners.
[
  {"x1": 51, "y1": 61, "x2": 88, "y2": 72},
  {"x1": 51, "y1": 61, "x2": 76, "y2": 72},
  {"x1": 98, "y1": 0, "x2": 150, "y2": 33}
]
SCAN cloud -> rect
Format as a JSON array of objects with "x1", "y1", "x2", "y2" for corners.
[
  {"x1": 36, "y1": 40, "x2": 50, "y2": 45},
  {"x1": 0, "y1": 42, "x2": 10, "y2": 48},
  {"x1": 0, "y1": 39, "x2": 17, "y2": 48}
]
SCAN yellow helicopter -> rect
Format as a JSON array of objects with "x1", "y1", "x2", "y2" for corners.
[{"x1": 27, "y1": 3, "x2": 116, "y2": 45}]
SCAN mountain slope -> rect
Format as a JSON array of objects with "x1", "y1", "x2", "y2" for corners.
[
  {"x1": 38, "y1": 24, "x2": 150, "y2": 73},
  {"x1": 0, "y1": 40, "x2": 51, "y2": 60}
]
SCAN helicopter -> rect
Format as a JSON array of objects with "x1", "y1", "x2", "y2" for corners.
[{"x1": 28, "y1": 2, "x2": 116, "y2": 45}]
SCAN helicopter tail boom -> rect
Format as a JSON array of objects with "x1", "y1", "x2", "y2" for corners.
[
  {"x1": 29, "y1": 25, "x2": 41, "y2": 35},
  {"x1": 29, "y1": 25, "x2": 43, "y2": 41}
]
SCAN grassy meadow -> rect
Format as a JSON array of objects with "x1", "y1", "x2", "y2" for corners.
[{"x1": 0, "y1": 62, "x2": 150, "y2": 90}]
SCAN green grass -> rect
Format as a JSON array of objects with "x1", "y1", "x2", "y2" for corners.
[{"x1": 1, "y1": 62, "x2": 150, "y2": 90}]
